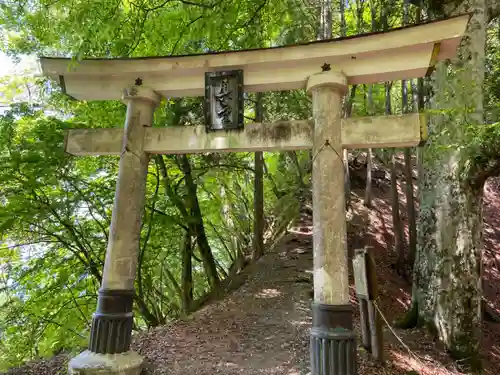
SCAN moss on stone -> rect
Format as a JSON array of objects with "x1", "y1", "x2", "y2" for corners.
[{"x1": 269, "y1": 121, "x2": 293, "y2": 141}]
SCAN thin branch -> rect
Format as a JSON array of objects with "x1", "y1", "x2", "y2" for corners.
[
  {"x1": 193, "y1": 163, "x2": 255, "y2": 174},
  {"x1": 1, "y1": 240, "x2": 60, "y2": 250},
  {"x1": 163, "y1": 262, "x2": 183, "y2": 298},
  {"x1": 132, "y1": 0, "x2": 214, "y2": 11},
  {"x1": 156, "y1": 155, "x2": 190, "y2": 219},
  {"x1": 178, "y1": 0, "x2": 213, "y2": 8},
  {"x1": 29, "y1": 222, "x2": 103, "y2": 283},
  {"x1": 147, "y1": 207, "x2": 189, "y2": 230},
  {"x1": 30, "y1": 187, "x2": 96, "y2": 259},
  {"x1": 170, "y1": 15, "x2": 204, "y2": 55},
  {"x1": 25, "y1": 312, "x2": 86, "y2": 339},
  {"x1": 214, "y1": 0, "x2": 269, "y2": 50},
  {"x1": 66, "y1": 284, "x2": 91, "y2": 325},
  {"x1": 66, "y1": 180, "x2": 110, "y2": 240},
  {"x1": 208, "y1": 221, "x2": 235, "y2": 262},
  {"x1": 240, "y1": 0, "x2": 269, "y2": 29}
]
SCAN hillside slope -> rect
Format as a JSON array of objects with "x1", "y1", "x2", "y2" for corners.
[{"x1": 4, "y1": 177, "x2": 500, "y2": 375}]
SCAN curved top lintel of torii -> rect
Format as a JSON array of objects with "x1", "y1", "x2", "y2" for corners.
[{"x1": 38, "y1": 14, "x2": 471, "y2": 101}]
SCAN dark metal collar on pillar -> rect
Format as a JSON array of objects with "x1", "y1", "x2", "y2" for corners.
[
  {"x1": 88, "y1": 289, "x2": 134, "y2": 354},
  {"x1": 310, "y1": 303, "x2": 357, "y2": 375}
]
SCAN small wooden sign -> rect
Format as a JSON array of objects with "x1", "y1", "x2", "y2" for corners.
[
  {"x1": 204, "y1": 70, "x2": 244, "y2": 132},
  {"x1": 352, "y1": 247, "x2": 378, "y2": 300},
  {"x1": 353, "y1": 247, "x2": 384, "y2": 362},
  {"x1": 353, "y1": 249, "x2": 370, "y2": 299}
]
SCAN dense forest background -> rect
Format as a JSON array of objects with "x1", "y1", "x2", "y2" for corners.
[{"x1": 0, "y1": 0, "x2": 499, "y2": 372}]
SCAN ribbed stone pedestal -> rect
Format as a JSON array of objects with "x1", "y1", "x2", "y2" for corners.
[
  {"x1": 310, "y1": 327, "x2": 357, "y2": 374},
  {"x1": 310, "y1": 303, "x2": 357, "y2": 375},
  {"x1": 88, "y1": 289, "x2": 134, "y2": 354}
]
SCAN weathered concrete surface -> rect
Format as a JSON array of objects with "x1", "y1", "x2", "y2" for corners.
[
  {"x1": 68, "y1": 350, "x2": 143, "y2": 375},
  {"x1": 64, "y1": 113, "x2": 425, "y2": 156},
  {"x1": 65, "y1": 128, "x2": 124, "y2": 156},
  {"x1": 342, "y1": 113, "x2": 425, "y2": 148},
  {"x1": 101, "y1": 87, "x2": 160, "y2": 291},
  {"x1": 40, "y1": 15, "x2": 469, "y2": 100},
  {"x1": 307, "y1": 69, "x2": 350, "y2": 305},
  {"x1": 146, "y1": 120, "x2": 314, "y2": 153}
]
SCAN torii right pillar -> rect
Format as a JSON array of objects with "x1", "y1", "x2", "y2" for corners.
[{"x1": 307, "y1": 69, "x2": 356, "y2": 375}]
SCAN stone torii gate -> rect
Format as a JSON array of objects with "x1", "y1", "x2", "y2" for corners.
[{"x1": 39, "y1": 14, "x2": 469, "y2": 375}]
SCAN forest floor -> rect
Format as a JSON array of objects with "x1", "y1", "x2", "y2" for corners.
[{"x1": 5, "y1": 171, "x2": 500, "y2": 375}]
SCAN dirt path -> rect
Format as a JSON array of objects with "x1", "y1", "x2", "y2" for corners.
[
  {"x1": 134, "y1": 212, "x2": 314, "y2": 375},
  {"x1": 134, "y1": 175, "x2": 500, "y2": 375}
]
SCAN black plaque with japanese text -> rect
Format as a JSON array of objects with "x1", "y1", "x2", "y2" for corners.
[{"x1": 204, "y1": 70, "x2": 244, "y2": 132}]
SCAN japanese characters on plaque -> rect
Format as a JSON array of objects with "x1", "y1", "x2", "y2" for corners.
[{"x1": 204, "y1": 70, "x2": 244, "y2": 132}]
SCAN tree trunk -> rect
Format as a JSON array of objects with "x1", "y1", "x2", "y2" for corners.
[
  {"x1": 287, "y1": 151, "x2": 306, "y2": 189},
  {"x1": 380, "y1": 4, "x2": 406, "y2": 268},
  {"x1": 318, "y1": 0, "x2": 332, "y2": 39},
  {"x1": 411, "y1": 73, "x2": 425, "y2": 226},
  {"x1": 403, "y1": 148, "x2": 417, "y2": 268},
  {"x1": 340, "y1": 0, "x2": 346, "y2": 37},
  {"x1": 179, "y1": 155, "x2": 221, "y2": 290},
  {"x1": 253, "y1": 92, "x2": 265, "y2": 261},
  {"x1": 406, "y1": 2, "x2": 486, "y2": 370},
  {"x1": 385, "y1": 80, "x2": 406, "y2": 266},
  {"x1": 414, "y1": 4, "x2": 425, "y2": 230},
  {"x1": 181, "y1": 230, "x2": 193, "y2": 313},
  {"x1": 365, "y1": 76, "x2": 374, "y2": 205},
  {"x1": 364, "y1": 148, "x2": 373, "y2": 207},
  {"x1": 401, "y1": 6, "x2": 417, "y2": 271},
  {"x1": 340, "y1": 1, "x2": 351, "y2": 209},
  {"x1": 415, "y1": 73, "x2": 425, "y2": 217},
  {"x1": 365, "y1": 0, "x2": 377, "y2": 207},
  {"x1": 134, "y1": 293, "x2": 160, "y2": 328},
  {"x1": 343, "y1": 85, "x2": 356, "y2": 209},
  {"x1": 390, "y1": 150, "x2": 406, "y2": 268}
]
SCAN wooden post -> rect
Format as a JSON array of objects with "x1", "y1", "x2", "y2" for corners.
[
  {"x1": 359, "y1": 298, "x2": 371, "y2": 349},
  {"x1": 353, "y1": 247, "x2": 384, "y2": 363},
  {"x1": 307, "y1": 69, "x2": 356, "y2": 375},
  {"x1": 69, "y1": 86, "x2": 160, "y2": 375},
  {"x1": 253, "y1": 92, "x2": 265, "y2": 261}
]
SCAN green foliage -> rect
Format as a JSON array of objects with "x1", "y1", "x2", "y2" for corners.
[
  {"x1": 460, "y1": 121, "x2": 500, "y2": 188},
  {"x1": 0, "y1": 104, "x2": 99, "y2": 367},
  {"x1": 0, "y1": 94, "x2": 308, "y2": 368},
  {"x1": 0, "y1": 0, "x2": 498, "y2": 371},
  {"x1": 485, "y1": 19, "x2": 500, "y2": 123}
]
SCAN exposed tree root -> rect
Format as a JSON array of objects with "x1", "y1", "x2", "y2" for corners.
[
  {"x1": 483, "y1": 299, "x2": 500, "y2": 323},
  {"x1": 394, "y1": 302, "x2": 420, "y2": 329}
]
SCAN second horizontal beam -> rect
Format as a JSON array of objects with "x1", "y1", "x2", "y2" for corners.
[{"x1": 65, "y1": 113, "x2": 426, "y2": 156}]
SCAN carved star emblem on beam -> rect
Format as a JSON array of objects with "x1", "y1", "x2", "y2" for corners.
[
  {"x1": 321, "y1": 63, "x2": 331, "y2": 72},
  {"x1": 135, "y1": 77, "x2": 143, "y2": 86}
]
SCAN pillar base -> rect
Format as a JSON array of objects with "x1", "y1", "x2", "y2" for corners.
[
  {"x1": 89, "y1": 289, "x2": 134, "y2": 354},
  {"x1": 310, "y1": 303, "x2": 357, "y2": 375},
  {"x1": 68, "y1": 350, "x2": 143, "y2": 375}
]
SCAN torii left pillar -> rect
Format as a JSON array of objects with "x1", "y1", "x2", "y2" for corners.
[{"x1": 69, "y1": 86, "x2": 160, "y2": 375}]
